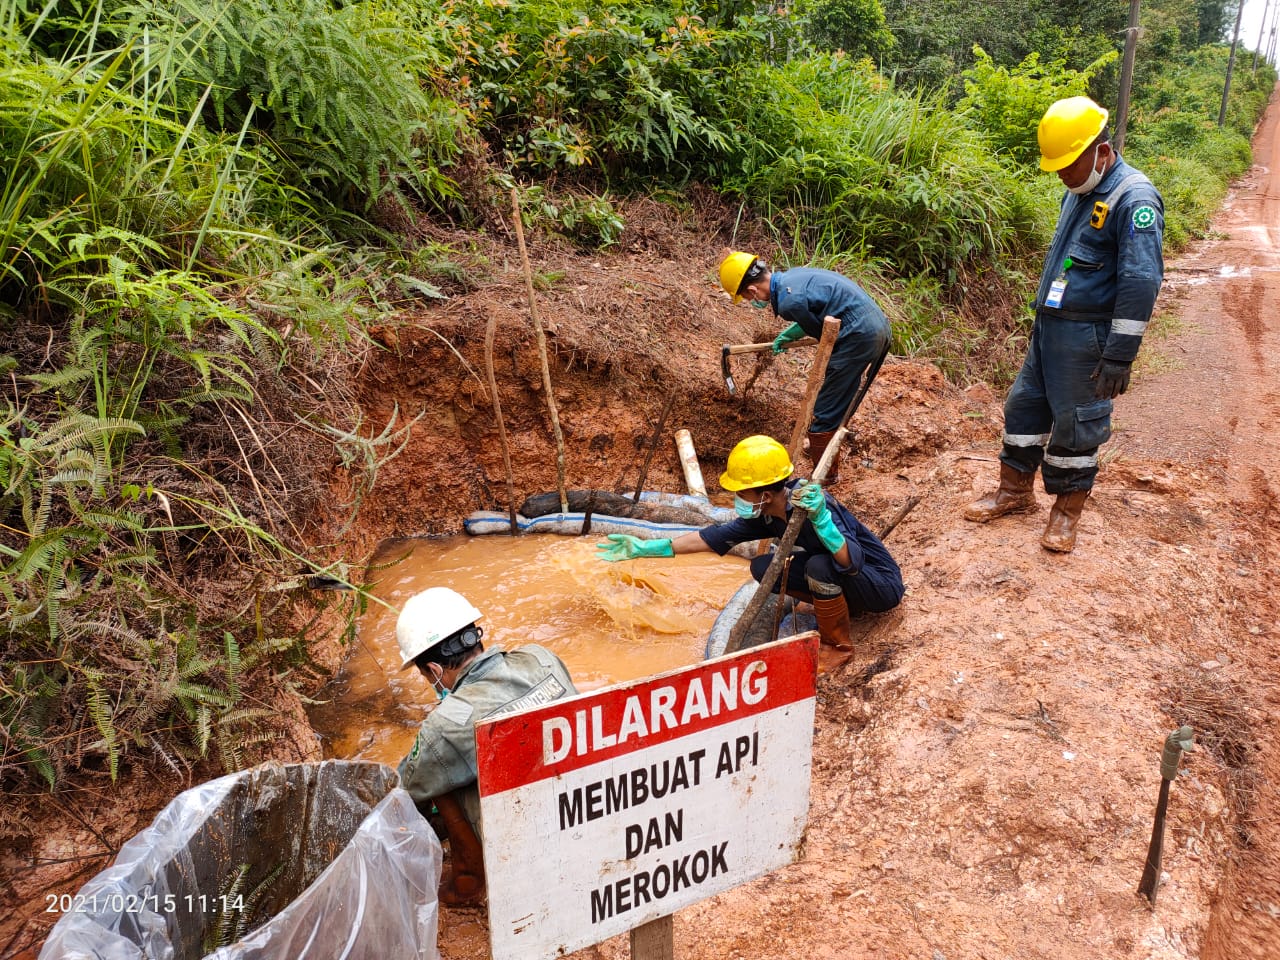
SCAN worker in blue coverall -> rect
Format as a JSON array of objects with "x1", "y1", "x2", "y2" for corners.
[
  {"x1": 718, "y1": 253, "x2": 891, "y2": 483},
  {"x1": 597, "y1": 435, "x2": 903, "y2": 650},
  {"x1": 964, "y1": 96, "x2": 1164, "y2": 553}
]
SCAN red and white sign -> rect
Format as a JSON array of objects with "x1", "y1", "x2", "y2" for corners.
[{"x1": 476, "y1": 634, "x2": 819, "y2": 960}]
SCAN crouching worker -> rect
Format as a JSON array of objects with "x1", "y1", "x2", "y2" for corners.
[
  {"x1": 395, "y1": 587, "x2": 577, "y2": 905},
  {"x1": 596, "y1": 435, "x2": 903, "y2": 650}
]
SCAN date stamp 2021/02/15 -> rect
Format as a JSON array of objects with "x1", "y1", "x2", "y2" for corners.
[{"x1": 46, "y1": 892, "x2": 245, "y2": 915}]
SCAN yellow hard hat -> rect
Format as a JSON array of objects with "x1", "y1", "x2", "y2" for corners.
[
  {"x1": 719, "y1": 435, "x2": 794, "y2": 492},
  {"x1": 718, "y1": 251, "x2": 759, "y2": 303},
  {"x1": 1038, "y1": 96, "x2": 1108, "y2": 172}
]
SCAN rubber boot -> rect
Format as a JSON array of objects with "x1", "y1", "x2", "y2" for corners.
[
  {"x1": 807, "y1": 430, "x2": 841, "y2": 483},
  {"x1": 434, "y1": 791, "x2": 486, "y2": 906},
  {"x1": 811, "y1": 592, "x2": 853, "y2": 651},
  {"x1": 963, "y1": 462, "x2": 1036, "y2": 522},
  {"x1": 1040, "y1": 490, "x2": 1089, "y2": 553}
]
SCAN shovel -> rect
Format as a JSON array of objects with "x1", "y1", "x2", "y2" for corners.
[{"x1": 721, "y1": 337, "x2": 817, "y2": 396}]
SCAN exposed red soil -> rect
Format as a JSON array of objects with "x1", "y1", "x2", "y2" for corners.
[{"x1": 6, "y1": 88, "x2": 1280, "y2": 960}]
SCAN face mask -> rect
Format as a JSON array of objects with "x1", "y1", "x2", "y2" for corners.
[
  {"x1": 750, "y1": 300, "x2": 768, "y2": 309},
  {"x1": 734, "y1": 493, "x2": 765, "y2": 519},
  {"x1": 428, "y1": 670, "x2": 450, "y2": 700},
  {"x1": 1068, "y1": 146, "x2": 1105, "y2": 195}
]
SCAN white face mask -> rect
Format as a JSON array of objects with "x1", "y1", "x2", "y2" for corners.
[{"x1": 1067, "y1": 145, "x2": 1105, "y2": 195}]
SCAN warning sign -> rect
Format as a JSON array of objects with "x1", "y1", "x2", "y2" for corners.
[{"x1": 476, "y1": 634, "x2": 819, "y2": 960}]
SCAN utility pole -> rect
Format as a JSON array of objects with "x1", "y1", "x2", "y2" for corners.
[
  {"x1": 1114, "y1": 0, "x2": 1142, "y2": 152},
  {"x1": 1218, "y1": 0, "x2": 1247, "y2": 128},
  {"x1": 1270, "y1": 0, "x2": 1280, "y2": 65},
  {"x1": 1255, "y1": 0, "x2": 1272, "y2": 75}
]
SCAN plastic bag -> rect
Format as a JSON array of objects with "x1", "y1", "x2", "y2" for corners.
[{"x1": 39, "y1": 760, "x2": 442, "y2": 960}]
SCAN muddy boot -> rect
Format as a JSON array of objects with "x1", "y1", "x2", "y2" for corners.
[
  {"x1": 434, "y1": 792, "x2": 486, "y2": 906},
  {"x1": 1040, "y1": 490, "x2": 1089, "y2": 553},
  {"x1": 807, "y1": 430, "x2": 841, "y2": 483},
  {"x1": 963, "y1": 462, "x2": 1036, "y2": 522},
  {"x1": 810, "y1": 591, "x2": 853, "y2": 651}
]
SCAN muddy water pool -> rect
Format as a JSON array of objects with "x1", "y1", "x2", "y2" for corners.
[{"x1": 308, "y1": 534, "x2": 750, "y2": 766}]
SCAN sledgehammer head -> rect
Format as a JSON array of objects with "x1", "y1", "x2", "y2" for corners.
[{"x1": 721, "y1": 345, "x2": 737, "y2": 397}]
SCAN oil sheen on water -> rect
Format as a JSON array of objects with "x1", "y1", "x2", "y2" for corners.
[{"x1": 309, "y1": 535, "x2": 750, "y2": 766}]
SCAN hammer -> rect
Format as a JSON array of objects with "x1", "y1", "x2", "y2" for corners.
[{"x1": 721, "y1": 337, "x2": 817, "y2": 396}]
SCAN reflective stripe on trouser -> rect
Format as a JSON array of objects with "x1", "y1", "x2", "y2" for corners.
[
  {"x1": 749, "y1": 551, "x2": 902, "y2": 614},
  {"x1": 1000, "y1": 312, "x2": 1114, "y2": 494},
  {"x1": 810, "y1": 316, "x2": 891, "y2": 432}
]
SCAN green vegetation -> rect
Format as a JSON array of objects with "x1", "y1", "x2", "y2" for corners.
[{"x1": 1, "y1": 0, "x2": 1274, "y2": 795}]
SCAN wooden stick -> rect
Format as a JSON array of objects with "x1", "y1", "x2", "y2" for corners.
[
  {"x1": 877, "y1": 495, "x2": 920, "y2": 541},
  {"x1": 484, "y1": 308, "x2": 518, "y2": 535},
  {"x1": 787, "y1": 317, "x2": 841, "y2": 466},
  {"x1": 726, "y1": 342, "x2": 889, "y2": 655},
  {"x1": 632, "y1": 391, "x2": 675, "y2": 504},
  {"x1": 511, "y1": 187, "x2": 568, "y2": 513}
]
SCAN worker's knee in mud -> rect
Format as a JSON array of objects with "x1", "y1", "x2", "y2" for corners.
[{"x1": 803, "y1": 561, "x2": 844, "y2": 598}]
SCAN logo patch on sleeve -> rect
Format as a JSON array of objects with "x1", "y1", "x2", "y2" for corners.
[{"x1": 1132, "y1": 205, "x2": 1157, "y2": 230}]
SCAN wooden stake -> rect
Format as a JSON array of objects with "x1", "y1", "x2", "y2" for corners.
[
  {"x1": 786, "y1": 317, "x2": 841, "y2": 466},
  {"x1": 511, "y1": 187, "x2": 568, "y2": 513},
  {"x1": 484, "y1": 308, "x2": 518, "y2": 535},
  {"x1": 631, "y1": 390, "x2": 676, "y2": 504},
  {"x1": 630, "y1": 914, "x2": 673, "y2": 960}
]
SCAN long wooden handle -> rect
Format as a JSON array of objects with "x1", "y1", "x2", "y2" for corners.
[
  {"x1": 724, "y1": 341, "x2": 889, "y2": 654},
  {"x1": 723, "y1": 338, "x2": 817, "y2": 356},
  {"x1": 787, "y1": 318, "x2": 840, "y2": 464}
]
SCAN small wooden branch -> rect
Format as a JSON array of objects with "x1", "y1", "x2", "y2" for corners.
[{"x1": 511, "y1": 188, "x2": 567, "y2": 513}]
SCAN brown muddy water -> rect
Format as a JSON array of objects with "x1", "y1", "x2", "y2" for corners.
[{"x1": 308, "y1": 535, "x2": 750, "y2": 766}]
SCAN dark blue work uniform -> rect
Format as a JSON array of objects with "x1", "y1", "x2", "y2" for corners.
[
  {"x1": 769, "y1": 268, "x2": 891, "y2": 432},
  {"x1": 1002, "y1": 156, "x2": 1164, "y2": 493},
  {"x1": 698, "y1": 479, "x2": 904, "y2": 613}
]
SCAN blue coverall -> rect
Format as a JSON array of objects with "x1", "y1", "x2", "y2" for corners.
[
  {"x1": 698, "y1": 478, "x2": 904, "y2": 613},
  {"x1": 769, "y1": 268, "x2": 891, "y2": 432},
  {"x1": 1002, "y1": 156, "x2": 1164, "y2": 493}
]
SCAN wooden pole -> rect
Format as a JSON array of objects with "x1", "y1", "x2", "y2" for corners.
[
  {"x1": 1253, "y1": 0, "x2": 1271, "y2": 75},
  {"x1": 1114, "y1": 0, "x2": 1141, "y2": 153},
  {"x1": 1218, "y1": 0, "x2": 1247, "y2": 128},
  {"x1": 630, "y1": 914, "x2": 673, "y2": 959},
  {"x1": 484, "y1": 308, "x2": 519, "y2": 534},
  {"x1": 631, "y1": 391, "x2": 675, "y2": 504},
  {"x1": 725, "y1": 342, "x2": 889, "y2": 655},
  {"x1": 510, "y1": 188, "x2": 568, "y2": 513},
  {"x1": 786, "y1": 317, "x2": 841, "y2": 467}
]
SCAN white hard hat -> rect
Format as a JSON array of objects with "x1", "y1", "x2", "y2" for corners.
[{"x1": 395, "y1": 587, "x2": 483, "y2": 669}]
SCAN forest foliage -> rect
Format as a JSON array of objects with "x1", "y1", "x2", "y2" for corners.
[{"x1": 0, "y1": 0, "x2": 1273, "y2": 792}]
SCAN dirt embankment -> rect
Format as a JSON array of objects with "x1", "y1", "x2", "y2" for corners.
[{"x1": 6, "y1": 98, "x2": 1280, "y2": 960}]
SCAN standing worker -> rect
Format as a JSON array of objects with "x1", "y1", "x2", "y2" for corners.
[
  {"x1": 718, "y1": 252, "x2": 891, "y2": 482},
  {"x1": 596, "y1": 435, "x2": 903, "y2": 650},
  {"x1": 396, "y1": 587, "x2": 577, "y2": 903},
  {"x1": 964, "y1": 96, "x2": 1164, "y2": 552}
]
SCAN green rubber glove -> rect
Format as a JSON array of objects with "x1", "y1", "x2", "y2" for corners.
[
  {"x1": 771, "y1": 323, "x2": 806, "y2": 354},
  {"x1": 791, "y1": 481, "x2": 845, "y2": 554},
  {"x1": 596, "y1": 534, "x2": 674, "y2": 562}
]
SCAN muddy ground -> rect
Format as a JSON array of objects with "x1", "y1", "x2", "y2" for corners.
[{"x1": 5, "y1": 91, "x2": 1280, "y2": 960}]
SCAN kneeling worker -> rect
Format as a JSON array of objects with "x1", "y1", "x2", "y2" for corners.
[
  {"x1": 597, "y1": 435, "x2": 903, "y2": 649},
  {"x1": 396, "y1": 587, "x2": 577, "y2": 904}
]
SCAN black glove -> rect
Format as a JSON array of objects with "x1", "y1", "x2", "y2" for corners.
[{"x1": 1091, "y1": 358, "x2": 1131, "y2": 399}]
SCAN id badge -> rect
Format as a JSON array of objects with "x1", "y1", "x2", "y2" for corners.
[{"x1": 1045, "y1": 277, "x2": 1066, "y2": 308}]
